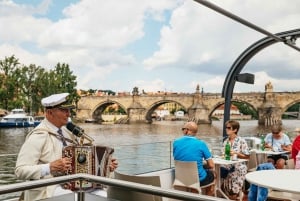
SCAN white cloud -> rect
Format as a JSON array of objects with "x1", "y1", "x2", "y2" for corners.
[
  {"x1": 134, "y1": 79, "x2": 166, "y2": 93},
  {"x1": 0, "y1": 0, "x2": 300, "y2": 93}
]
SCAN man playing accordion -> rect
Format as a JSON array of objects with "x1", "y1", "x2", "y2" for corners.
[{"x1": 15, "y1": 93, "x2": 118, "y2": 201}]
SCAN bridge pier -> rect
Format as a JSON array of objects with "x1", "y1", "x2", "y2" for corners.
[
  {"x1": 188, "y1": 107, "x2": 211, "y2": 124},
  {"x1": 257, "y1": 82, "x2": 282, "y2": 126},
  {"x1": 127, "y1": 87, "x2": 147, "y2": 124},
  {"x1": 127, "y1": 108, "x2": 147, "y2": 123},
  {"x1": 187, "y1": 85, "x2": 211, "y2": 124},
  {"x1": 258, "y1": 106, "x2": 282, "y2": 126}
]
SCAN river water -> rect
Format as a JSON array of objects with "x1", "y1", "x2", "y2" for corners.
[{"x1": 0, "y1": 119, "x2": 299, "y2": 199}]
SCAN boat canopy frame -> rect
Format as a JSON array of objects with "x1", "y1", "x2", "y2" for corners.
[{"x1": 222, "y1": 29, "x2": 300, "y2": 138}]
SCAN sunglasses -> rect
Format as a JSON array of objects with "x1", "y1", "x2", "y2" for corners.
[
  {"x1": 181, "y1": 128, "x2": 189, "y2": 131},
  {"x1": 226, "y1": 127, "x2": 232, "y2": 130},
  {"x1": 272, "y1": 132, "x2": 280, "y2": 135}
]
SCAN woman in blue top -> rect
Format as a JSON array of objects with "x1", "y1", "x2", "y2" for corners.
[{"x1": 173, "y1": 121, "x2": 215, "y2": 196}]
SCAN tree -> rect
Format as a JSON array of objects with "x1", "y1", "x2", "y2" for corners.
[
  {"x1": 19, "y1": 64, "x2": 44, "y2": 114},
  {"x1": 233, "y1": 101, "x2": 258, "y2": 119},
  {"x1": 0, "y1": 56, "x2": 79, "y2": 114},
  {"x1": 0, "y1": 55, "x2": 20, "y2": 110}
]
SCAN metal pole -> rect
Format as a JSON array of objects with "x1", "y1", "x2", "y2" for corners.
[{"x1": 77, "y1": 191, "x2": 85, "y2": 201}]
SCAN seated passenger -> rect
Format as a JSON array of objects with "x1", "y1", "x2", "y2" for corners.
[
  {"x1": 173, "y1": 121, "x2": 215, "y2": 196},
  {"x1": 264, "y1": 124, "x2": 292, "y2": 169},
  {"x1": 221, "y1": 120, "x2": 250, "y2": 200}
]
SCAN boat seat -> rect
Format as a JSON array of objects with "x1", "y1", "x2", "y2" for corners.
[
  {"x1": 172, "y1": 160, "x2": 215, "y2": 195},
  {"x1": 107, "y1": 171, "x2": 162, "y2": 201},
  {"x1": 285, "y1": 158, "x2": 295, "y2": 169}
]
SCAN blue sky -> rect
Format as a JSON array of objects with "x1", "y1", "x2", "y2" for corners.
[{"x1": 0, "y1": 0, "x2": 300, "y2": 94}]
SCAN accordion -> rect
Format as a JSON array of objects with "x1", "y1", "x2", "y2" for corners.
[{"x1": 62, "y1": 145, "x2": 114, "y2": 191}]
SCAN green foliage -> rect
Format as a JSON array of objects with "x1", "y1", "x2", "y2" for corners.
[
  {"x1": 283, "y1": 103, "x2": 300, "y2": 119},
  {"x1": 0, "y1": 55, "x2": 79, "y2": 114},
  {"x1": 232, "y1": 101, "x2": 258, "y2": 119},
  {"x1": 286, "y1": 103, "x2": 300, "y2": 112}
]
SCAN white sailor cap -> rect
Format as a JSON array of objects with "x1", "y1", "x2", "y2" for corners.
[{"x1": 41, "y1": 93, "x2": 75, "y2": 109}]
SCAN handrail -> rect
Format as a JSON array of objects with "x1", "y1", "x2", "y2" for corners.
[{"x1": 0, "y1": 173, "x2": 228, "y2": 201}]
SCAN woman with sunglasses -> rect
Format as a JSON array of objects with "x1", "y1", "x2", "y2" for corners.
[
  {"x1": 221, "y1": 120, "x2": 250, "y2": 200},
  {"x1": 264, "y1": 124, "x2": 292, "y2": 169}
]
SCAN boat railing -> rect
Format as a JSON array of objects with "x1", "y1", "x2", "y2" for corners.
[
  {"x1": 0, "y1": 173, "x2": 228, "y2": 201},
  {"x1": 114, "y1": 141, "x2": 174, "y2": 175}
]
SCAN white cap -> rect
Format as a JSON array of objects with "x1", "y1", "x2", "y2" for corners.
[{"x1": 41, "y1": 93, "x2": 74, "y2": 109}]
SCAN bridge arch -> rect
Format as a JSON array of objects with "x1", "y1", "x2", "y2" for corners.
[
  {"x1": 92, "y1": 100, "x2": 127, "y2": 122},
  {"x1": 208, "y1": 100, "x2": 258, "y2": 120},
  {"x1": 145, "y1": 100, "x2": 187, "y2": 123},
  {"x1": 281, "y1": 99, "x2": 300, "y2": 115}
]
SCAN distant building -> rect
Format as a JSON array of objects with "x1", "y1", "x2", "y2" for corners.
[
  {"x1": 175, "y1": 110, "x2": 184, "y2": 117},
  {"x1": 212, "y1": 104, "x2": 252, "y2": 120},
  {"x1": 155, "y1": 109, "x2": 170, "y2": 118},
  {"x1": 213, "y1": 104, "x2": 241, "y2": 116}
]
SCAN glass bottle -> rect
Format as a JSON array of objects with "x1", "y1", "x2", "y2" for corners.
[
  {"x1": 260, "y1": 135, "x2": 265, "y2": 151},
  {"x1": 225, "y1": 140, "x2": 231, "y2": 160}
]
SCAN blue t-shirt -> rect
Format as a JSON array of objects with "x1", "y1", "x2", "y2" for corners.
[{"x1": 173, "y1": 135, "x2": 212, "y2": 181}]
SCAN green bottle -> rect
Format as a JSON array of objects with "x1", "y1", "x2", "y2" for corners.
[
  {"x1": 260, "y1": 135, "x2": 265, "y2": 151},
  {"x1": 225, "y1": 141, "x2": 231, "y2": 160}
]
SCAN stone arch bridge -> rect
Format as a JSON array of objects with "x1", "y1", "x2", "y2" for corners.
[{"x1": 76, "y1": 85, "x2": 300, "y2": 125}]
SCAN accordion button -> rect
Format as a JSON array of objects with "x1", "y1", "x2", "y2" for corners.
[{"x1": 77, "y1": 153, "x2": 87, "y2": 164}]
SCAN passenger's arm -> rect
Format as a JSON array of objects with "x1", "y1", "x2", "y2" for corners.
[
  {"x1": 206, "y1": 158, "x2": 215, "y2": 169},
  {"x1": 282, "y1": 144, "x2": 292, "y2": 152}
]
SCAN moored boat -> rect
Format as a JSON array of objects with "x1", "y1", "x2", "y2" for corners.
[
  {"x1": 33, "y1": 116, "x2": 45, "y2": 127},
  {"x1": 0, "y1": 109, "x2": 35, "y2": 128}
]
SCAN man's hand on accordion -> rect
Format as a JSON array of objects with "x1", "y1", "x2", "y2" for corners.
[
  {"x1": 109, "y1": 158, "x2": 118, "y2": 172},
  {"x1": 50, "y1": 157, "x2": 72, "y2": 176}
]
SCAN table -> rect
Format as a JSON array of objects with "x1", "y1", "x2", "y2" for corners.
[
  {"x1": 213, "y1": 157, "x2": 248, "y2": 199},
  {"x1": 251, "y1": 150, "x2": 289, "y2": 165},
  {"x1": 246, "y1": 169, "x2": 300, "y2": 194},
  {"x1": 253, "y1": 150, "x2": 289, "y2": 155}
]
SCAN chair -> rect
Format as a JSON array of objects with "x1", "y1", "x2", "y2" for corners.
[
  {"x1": 285, "y1": 158, "x2": 295, "y2": 169},
  {"x1": 172, "y1": 160, "x2": 215, "y2": 195},
  {"x1": 244, "y1": 151, "x2": 258, "y2": 194},
  {"x1": 107, "y1": 171, "x2": 162, "y2": 201},
  {"x1": 247, "y1": 150, "x2": 258, "y2": 172}
]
